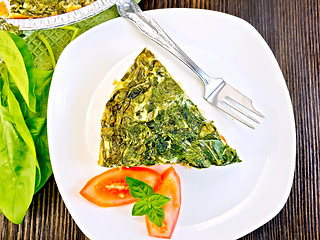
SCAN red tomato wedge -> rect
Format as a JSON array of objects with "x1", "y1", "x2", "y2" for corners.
[
  {"x1": 80, "y1": 167, "x2": 161, "y2": 207},
  {"x1": 146, "y1": 166, "x2": 181, "y2": 239}
]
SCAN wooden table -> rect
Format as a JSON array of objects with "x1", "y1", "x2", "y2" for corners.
[{"x1": 1, "y1": 0, "x2": 319, "y2": 239}]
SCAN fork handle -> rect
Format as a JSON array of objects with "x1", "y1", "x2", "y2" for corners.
[{"x1": 116, "y1": 0, "x2": 214, "y2": 88}]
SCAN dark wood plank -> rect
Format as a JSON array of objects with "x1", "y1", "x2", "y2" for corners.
[
  {"x1": 1, "y1": 177, "x2": 85, "y2": 240},
  {"x1": 1, "y1": 0, "x2": 319, "y2": 239}
]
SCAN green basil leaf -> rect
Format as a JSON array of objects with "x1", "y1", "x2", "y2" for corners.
[
  {"x1": 125, "y1": 176, "x2": 154, "y2": 199},
  {"x1": 126, "y1": 177, "x2": 171, "y2": 228},
  {"x1": 132, "y1": 199, "x2": 152, "y2": 216},
  {"x1": 147, "y1": 206, "x2": 165, "y2": 227},
  {"x1": 148, "y1": 193, "x2": 171, "y2": 208},
  {"x1": 0, "y1": 77, "x2": 36, "y2": 224}
]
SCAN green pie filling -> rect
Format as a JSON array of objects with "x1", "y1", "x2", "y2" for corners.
[
  {"x1": 99, "y1": 48, "x2": 241, "y2": 168},
  {"x1": 9, "y1": 0, "x2": 95, "y2": 17}
]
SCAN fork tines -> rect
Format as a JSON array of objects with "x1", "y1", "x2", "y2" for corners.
[{"x1": 207, "y1": 83, "x2": 264, "y2": 129}]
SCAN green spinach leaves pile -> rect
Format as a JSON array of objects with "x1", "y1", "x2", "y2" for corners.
[
  {"x1": 0, "y1": 4, "x2": 121, "y2": 224},
  {"x1": 0, "y1": 30, "x2": 53, "y2": 224}
]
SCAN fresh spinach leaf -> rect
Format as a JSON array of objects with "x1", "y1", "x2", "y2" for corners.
[
  {"x1": 0, "y1": 68, "x2": 37, "y2": 161},
  {"x1": 0, "y1": 72, "x2": 35, "y2": 224},
  {"x1": 5, "y1": 47, "x2": 53, "y2": 191},
  {"x1": 28, "y1": 68, "x2": 53, "y2": 192},
  {"x1": 23, "y1": 68, "x2": 53, "y2": 118},
  {"x1": 0, "y1": 30, "x2": 36, "y2": 112},
  {"x1": 1, "y1": 67, "x2": 41, "y2": 187},
  {"x1": 10, "y1": 33, "x2": 36, "y2": 113},
  {"x1": 26, "y1": 118, "x2": 46, "y2": 137},
  {"x1": 26, "y1": 117, "x2": 52, "y2": 193}
]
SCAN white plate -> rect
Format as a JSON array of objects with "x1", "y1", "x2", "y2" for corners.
[{"x1": 47, "y1": 9, "x2": 296, "y2": 240}]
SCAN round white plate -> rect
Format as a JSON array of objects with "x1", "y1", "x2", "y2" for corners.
[{"x1": 47, "y1": 9, "x2": 296, "y2": 240}]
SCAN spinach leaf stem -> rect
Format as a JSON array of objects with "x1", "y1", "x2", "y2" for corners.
[
  {"x1": 37, "y1": 34, "x2": 56, "y2": 69},
  {"x1": 60, "y1": 26, "x2": 80, "y2": 42}
]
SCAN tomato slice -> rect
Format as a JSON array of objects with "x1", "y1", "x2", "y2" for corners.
[
  {"x1": 146, "y1": 166, "x2": 181, "y2": 239},
  {"x1": 80, "y1": 167, "x2": 161, "y2": 207},
  {"x1": 220, "y1": 135, "x2": 227, "y2": 143}
]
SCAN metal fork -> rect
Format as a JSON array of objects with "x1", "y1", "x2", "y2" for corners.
[{"x1": 116, "y1": 0, "x2": 264, "y2": 129}]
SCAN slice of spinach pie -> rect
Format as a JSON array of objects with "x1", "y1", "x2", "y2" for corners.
[{"x1": 99, "y1": 48, "x2": 241, "y2": 168}]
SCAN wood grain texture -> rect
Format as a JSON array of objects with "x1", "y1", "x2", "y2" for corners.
[{"x1": 1, "y1": 0, "x2": 319, "y2": 239}]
